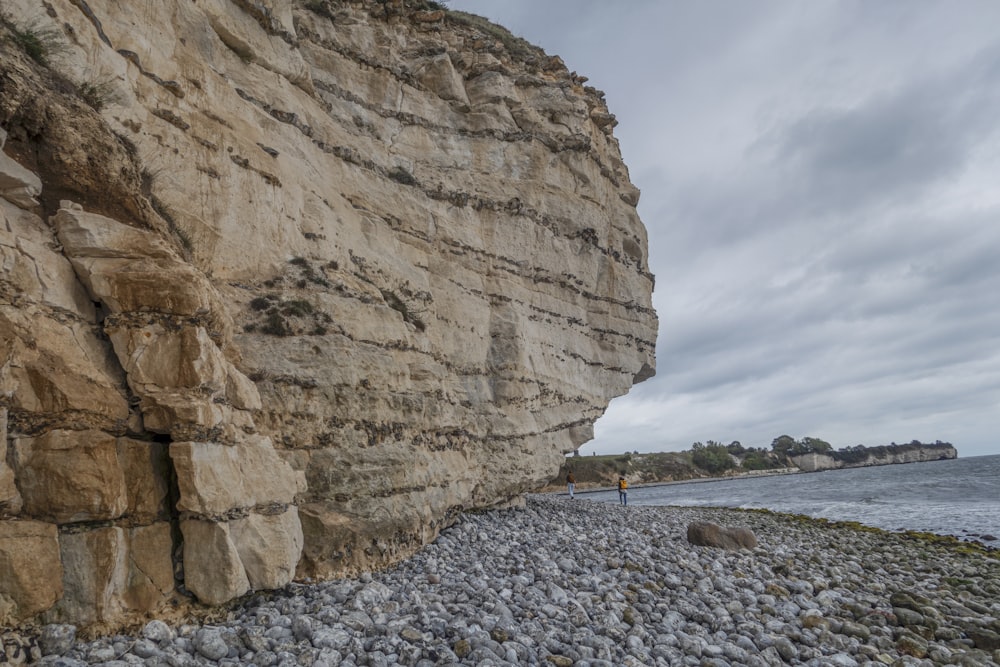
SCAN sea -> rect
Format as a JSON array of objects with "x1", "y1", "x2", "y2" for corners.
[{"x1": 580, "y1": 454, "x2": 1000, "y2": 543}]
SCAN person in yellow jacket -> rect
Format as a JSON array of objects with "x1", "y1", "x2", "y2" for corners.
[{"x1": 618, "y1": 475, "x2": 628, "y2": 506}]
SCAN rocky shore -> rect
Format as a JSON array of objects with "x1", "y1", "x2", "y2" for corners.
[{"x1": 12, "y1": 496, "x2": 1000, "y2": 666}]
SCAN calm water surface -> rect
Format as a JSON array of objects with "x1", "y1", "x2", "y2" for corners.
[{"x1": 581, "y1": 454, "x2": 1000, "y2": 541}]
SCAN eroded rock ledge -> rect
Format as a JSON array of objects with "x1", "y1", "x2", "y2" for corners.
[{"x1": 0, "y1": 0, "x2": 657, "y2": 629}]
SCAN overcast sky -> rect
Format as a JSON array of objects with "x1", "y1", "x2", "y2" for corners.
[{"x1": 448, "y1": 1, "x2": 1000, "y2": 459}]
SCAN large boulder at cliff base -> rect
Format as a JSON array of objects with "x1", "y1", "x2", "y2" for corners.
[
  {"x1": 0, "y1": 521, "x2": 63, "y2": 625},
  {"x1": 687, "y1": 521, "x2": 758, "y2": 550}
]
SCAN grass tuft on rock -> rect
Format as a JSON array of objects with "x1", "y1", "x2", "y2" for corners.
[{"x1": 2, "y1": 14, "x2": 66, "y2": 66}]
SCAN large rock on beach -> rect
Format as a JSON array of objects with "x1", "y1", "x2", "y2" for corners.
[
  {"x1": 967, "y1": 627, "x2": 1000, "y2": 651},
  {"x1": 686, "y1": 520, "x2": 758, "y2": 549}
]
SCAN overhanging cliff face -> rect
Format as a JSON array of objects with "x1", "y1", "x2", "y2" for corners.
[{"x1": 0, "y1": 0, "x2": 657, "y2": 627}]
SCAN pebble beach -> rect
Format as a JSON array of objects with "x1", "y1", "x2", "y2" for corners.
[{"x1": 25, "y1": 496, "x2": 1000, "y2": 666}]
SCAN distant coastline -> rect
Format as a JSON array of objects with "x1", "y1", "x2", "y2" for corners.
[
  {"x1": 561, "y1": 466, "x2": 802, "y2": 495},
  {"x1": 790, "y1": 442, "x2": 956, "y2": 472},
  {"x1": 548, "y1": 441, "x2": 957, "y2": 493}
]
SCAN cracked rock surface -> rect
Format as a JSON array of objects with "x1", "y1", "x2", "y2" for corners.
[{"x1": 0, "y1": 0, "x2": 656, "y2": 628}]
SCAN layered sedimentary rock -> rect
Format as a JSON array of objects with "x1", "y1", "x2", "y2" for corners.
[
  {"x1": 0, "y1": 0, "x2": 656, "y2": 628},
  {"x1": 790, "y1": 443, "x2": 958, "y2": 473}
]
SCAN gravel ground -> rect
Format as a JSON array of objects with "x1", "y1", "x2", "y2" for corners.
[{"x1": 18, "y1": 495, "x2": 1000, "y2": 666}]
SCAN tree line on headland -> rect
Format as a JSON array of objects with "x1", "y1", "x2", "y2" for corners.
[{"x1": 549, "y1": 437, "x2": 956, "y2": 490}]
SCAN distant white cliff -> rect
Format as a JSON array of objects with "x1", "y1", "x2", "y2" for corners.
[{"x1": 790, "y1": 443, "x2": 958, "y2": 472}]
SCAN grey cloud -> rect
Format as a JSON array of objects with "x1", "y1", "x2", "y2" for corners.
[{"x1": 760, "y1": 47, "x2": 1000, "y2": 214}]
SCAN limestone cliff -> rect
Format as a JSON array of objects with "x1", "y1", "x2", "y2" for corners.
[
  {"x1": 790, "y1": 443, "x2": 958, "y2": 473},
  {"x1": 0, "y1": 0, "x2": 656, "y2": 628}
]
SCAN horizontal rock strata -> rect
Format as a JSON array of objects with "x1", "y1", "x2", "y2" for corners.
[{"x1": 0, "y1": 0, "x2": 656, "y2": 628}]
